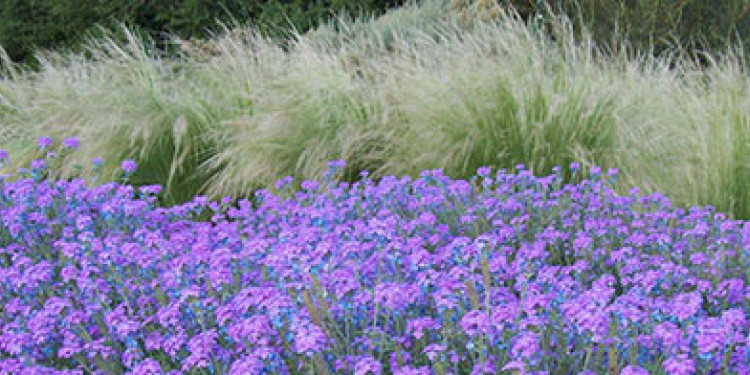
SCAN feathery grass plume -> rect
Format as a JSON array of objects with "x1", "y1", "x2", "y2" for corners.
[
  {"x1": 200, "y1": 0, "x2": 465, "y2": 201},
  {"x1": 0, "y1": 25, "x2": 250, "y2": 208},
  {"x1": 0, "y1": 45, "x2": 28, "y2": 147},
  {"x1": 372, "y1": 3, "x2": 619, "y2": 183},
  {"x1": 670, "y1": 46, "x2": 750, "y2": 218},
  {"x1": 199, "y1": 39, "x2": 374, "y2": 199}
]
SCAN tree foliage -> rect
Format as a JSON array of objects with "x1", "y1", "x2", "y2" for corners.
[
  {"x1": 460, "y1": 0, "x2": 750, "y2": 70},
  {"x1": 0, "y1": 0, "x2": 408, "y2": 67}
]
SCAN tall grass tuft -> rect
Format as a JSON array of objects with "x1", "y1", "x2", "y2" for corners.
[{"x1": 370, "y1": 6, "x2": 621, "y2": 183}]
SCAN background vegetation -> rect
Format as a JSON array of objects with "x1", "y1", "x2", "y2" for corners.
[
  {"x1": 0, "y1": 0, "x2": 408, "y2": 68},
  {"x1": 4, "y1": 0, "x2": 750, "y2": 72},
  {"x1": 2, "y1": 0, "x2": 750, "y2": 223},
  {"x1": 497, "y1": 0, "x2": 750, "y2": 71}
]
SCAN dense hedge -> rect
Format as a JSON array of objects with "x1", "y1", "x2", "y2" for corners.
[{"x1": 0, "y1": 0, "x2": 408, "y2": 67}]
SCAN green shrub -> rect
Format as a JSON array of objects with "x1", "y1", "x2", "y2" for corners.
[
  {"x1": 456, "y1": 0, "x2": 750, "y2": 71},
  {"x1": 0, "y1": 0, "x2": 408, "y2": 69}
]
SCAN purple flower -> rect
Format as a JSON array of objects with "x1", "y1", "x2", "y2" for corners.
[
  {"x1": 63, "y1": 137, "x2": 80, "y2": 149},
  {"x1": 477, "y1": 166, "x2": 492, "y2": 177},
  {"x1": 663, "y1": 353, "x2": 695, "y2": 375},
  {"x1": 0, "y1": 359, "x2": 23, "y2": 373},
  {"x1": 653, "y1": 321, "x2": 683, "y2": 350},
  {"x1": 228, "y1": 355, "x2": 265, "y2": 375},
  {"x1": 293, "y1": 323, "x2": 328, "y2": 356},
  {"x1": 502, "y1": 360, "x2": 525, "y2": 373},
  {"x1": 512, "y1": 331, "x2": 540, "y2": 359},
  {"x1": 6, "y1": 138, "x2": 750, "y2": 375},
  {"x1": 326, "y1": 267, "x2": 360, "y2": 299},
  {"x1": 695, "y1": 317, "x2": 727, "y2": 354},
  {"x1": 126, "y1": 358, "x2": 162, "y2": 375},
  {"x1": 621, "y1": 365, "x2": 650, "y2": 375},
  {"x1": 423, "y1": 343, "x2": 447, "y2": 361},
  {"x1": 227, "y1": 315, "x2": 273, "y2": 347},
  {"x1": 374, "y1": 282, "x2": 419, "y2": 311},
  {"x1": 394, "y1": 366, "x2": 432, "y2": 375},
  {"x1": 55, "y1": 344, "x2": 81, "y2": 361},
  {"x1": 182, "y1": 330, "x2": 219, "y2": 371},
  {"x1": 460, "y1": 310, "x2": 492, "y2": 337},
  {"x1": 327, "y1": 159, "x2": 346, "y2": 170},
  {"x1": 37, "y1": 137, "x2": 52, "y2": 149},
  {"x1": 93, "y1": 157, "x2": 104, "y2": 166},
  {"x1": 471, "y1": 357, "x2": 496, "y2": 375},
  {"x1": 0, "y1": 149, "x2": 8, "y2": 163},
  {"x1": 122, "y1": 347, "x2": 145, "y2": 369},
  {"x1": 75, "y1": 215, "x2": 93, "y2": 231},
  {"x1": 121, "y1": 159, "x2": 137, "y2": 174},
  {"x1": 192, "y1": 195, "x2": 210, "y2": 206},
  {"x1": 670, "y1": 291, "x2": 702, "y2": 321},
  {"x1": 104, "y1": 304, "x2": 141, "y2": 339},
  {"x1": 389, "y1": 350, "x2": 412, "y2": 370},
  {"x1": 31, "y1": 159, "x2": 44, "y2": 170},
  {"x1": 139, "y1": 184, "x2": 162, "y2": 196},
  {"x1": 406, "y1": 317, "x2": 439, "y2": 339},
  {"x1": 354, "y1": 356, "x2": 382, "y2": 375},
  {"x1": 144, "y1": 332, "x2": 164, "y2": 352},
  {"x1": 275, "y1": 176, "x2": 295, "y2": 191},
  {"x1": 722, "y1": 307, "x2": 746, "y2": 331},
  {"x1": 162, "y1": 332, "x2": 187, "y2": 360},
  {"x1": 301, "y1": 180, "x2": 319, "y2": 191}
]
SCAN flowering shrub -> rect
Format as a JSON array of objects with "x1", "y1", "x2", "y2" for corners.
[{"x1": 1, "y1": 137, "x2": 750, "y2": 374}]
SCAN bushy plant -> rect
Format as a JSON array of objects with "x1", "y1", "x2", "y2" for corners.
[
  {"x1": 2, "y1": 137, "x2": 750, "y2": 373},
  {"x1": 0, "y1": 0, "x2": 408, "y2": 69},
  {"x1": 455, "y1": 0, "x2": 750, "y2": 72}
]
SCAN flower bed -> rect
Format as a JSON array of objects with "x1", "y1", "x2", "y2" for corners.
[{"x1": 1, "y1": 137, "x2": 749, "y2": 374}]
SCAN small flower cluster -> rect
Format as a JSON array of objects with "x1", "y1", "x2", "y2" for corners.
[{"x1": 1, "y1": 137, "x2": 750, "y2": 374}]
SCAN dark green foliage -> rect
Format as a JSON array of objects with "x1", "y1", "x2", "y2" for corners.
[
  {"x1": 0, "y1": 0, "x2": 135, "y2": 66},
  {"x1": 509, "y1": 0, "x2": 750, "y2": 70},
  {"x1": 0, "y1": 0, "x2": 407, "y2": 68},
  {"x1": 5, "y1": 0, "x2": 750, "y2": 73}
]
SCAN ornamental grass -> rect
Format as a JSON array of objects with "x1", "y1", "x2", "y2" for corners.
[{"x1": 2, "y1": 0, "x2": 750, "y2": 221}]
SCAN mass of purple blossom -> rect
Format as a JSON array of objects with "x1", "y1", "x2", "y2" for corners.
[{"x1": 1, "y1": 137, "x2": 750, "y2": 374}]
